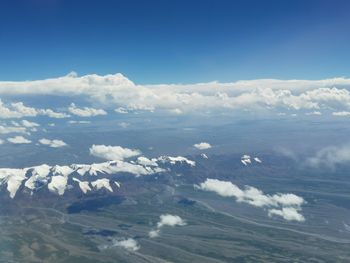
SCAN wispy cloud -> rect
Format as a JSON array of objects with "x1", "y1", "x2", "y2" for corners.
[{"x1": 307, "y1": 144, "x2": 350, "y2": 168}]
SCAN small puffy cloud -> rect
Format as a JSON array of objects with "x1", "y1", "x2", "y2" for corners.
[
  {"x1": 39, "y1": 109, "x2": 70, "y2": 118},
  {"x1": 332, "y1": 111, "x2": 350, "y2": 116},
  {"x1": 0, "y1": 139, "x2": 3, "y2": 144},
  {"x1": 149, "y1": 214, "x2": 186, "y2": 238},
  {"x1": 157, "y1": 214, "x2": 186, "y2": 228},
  {"x1": 112, "y1": 238, "x2": 140, "y2": 251},
  {"x1": 0, "y1": 99, "x2": 69, "y2": 119},
  {"x1": 21, "y1": 120, "x2": 40, "y2": 128},
  {"x1": 115, "y1": 107, "x2": 128, "y2": 114},
  {"x1": 148, "y1": 229, "x2": 160, "y2": 238},
  {"x1": 7, "y1": 136, "x2": 31, "y2": 144},
  {"x1": 0, "y1": 100, "x2": 37, "y2": 119},
  {"x1": 68, "y1": 103, "x2": 107, "y2": 117},
  {"x1": 89, "y1": 144, "x2": 141, "y2": 161},
  {"x1": 198, "y1": 178, "x2": 305, "y2": 222},
  {"x1": 193, "y1": 142, "x2": 212, "y2": 150},
  {"x1": 307, "y1": 145, "x2": 350, "y2": 168},
  {"x1": 39, "y1": 138, "x2": 67, "y2": 148},
  {"x1": 268, "y1": 207, "x2": 305, "y2": 222}
]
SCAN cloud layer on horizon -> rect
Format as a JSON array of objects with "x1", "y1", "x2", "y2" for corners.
[{"x1": 2, "y1": 73, "x2": 350, "y2": 115}]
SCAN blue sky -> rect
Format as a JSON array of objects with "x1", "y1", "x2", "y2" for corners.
[{"x1": 0, "y1": 0, "x2": 349, "y2": 83}]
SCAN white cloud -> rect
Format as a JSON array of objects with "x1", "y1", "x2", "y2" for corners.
[
  {"x1": 7, "y1": 136, "x2": 31, "y2": 144},
  {"x1": 307, "y1": 145, "x2": 350, "y2": 168},
  {"x1": 332, "y1": 111, "x2": 350, "y2": 116},
  {"x1": 115, "y1": 107, "x2": 128, "y2": 114},
  {"x1": 21, "y1": 120, "x2": 40, "y2": 128},
  {"x1": 68, "y1": 103, "x2": 107, "y2": 117},
  {"x1": 149, "y1": 214, "x2": 186, "y2": 238},
  {"x1": 157, "y1": 214, "x2": 186, "y2": 228},
  {"x1": 0, "y1": 139, "x2": 3, "y2": 144},
  {"x1": 89, "y1": 144, "x2": 141, "y2": 161},
  {"x1": 0, "y1": 125, "x2": 28, "y2": 134},
  {"x1": 39, "y1": 109, "x2": 70, "y2": 118},
  {"x1": 0, "y1": 99, "x2": 69, "y2": 119},
  {"x1": 193, "y1": 142, "x2": 212, "y2": 150},
  {"x1": 305, "y1": 111, "x2": 322, "y2": 116},
  {"x1": 268, "y1": 207, "x2": 305, "y2": 222},
  {"x1": 68, "y1": 120, "x2": 91, "y2": 124},
  {"x1": 2, "y1": 73, "x2": 350, "y2": 115},
  {"x1": 39, "y1": 138, "x2": 67, "y2": 148},
  {"x1": 111, "y1": 238, "x2": 140, "y2": 251},
  {"x1": 198, "y1": 178, "x2": 305, "y2": 222}
]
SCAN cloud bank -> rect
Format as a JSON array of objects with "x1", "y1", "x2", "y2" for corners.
[{"x1": 2, "y1": 73, "x2": 350, "y2": 115}]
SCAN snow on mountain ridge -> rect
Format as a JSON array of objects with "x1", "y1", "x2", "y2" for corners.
[{"x1": 0, "y1": 155, "x2": 195, "y2": 198}]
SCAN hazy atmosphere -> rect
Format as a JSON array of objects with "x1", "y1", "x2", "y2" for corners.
[{"x1": 1, "y1": 1, "x2": 350, "y2": 262}]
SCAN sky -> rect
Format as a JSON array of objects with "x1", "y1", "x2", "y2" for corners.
[{"x1": 0, "y1": 0, "x2": 349, "y2": 83}]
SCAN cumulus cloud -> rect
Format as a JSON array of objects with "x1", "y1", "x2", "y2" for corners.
[
  {"x1": 39, "y1": 109, "x2": 70, "y2": 118},
  {"x1": 7, "y1": 136, "x2": 31, "y2": 144},
  {"x1": 0, "y1": 125, "x2": 28, "y2": 134},
  {"x1": 39, "y1": 138, "x2": 67, "y2": 148},
  {"x1": 2, "y1": 73, "x2": 350, "y2": 115},
  {"x1": 89, "y1": 144, "x2": 141, "y2": 161},
  {"x1": 111, "y1": 238, "x2": 140, "y2": 251},
  {"x1": 68, "y1": 103, "x2": 107, "y2": 117},
  {"x1": 149, "y1": 214, "x2": 186, "y2": 238},
  {"x1": 21, "y1": 120, "x2": 40, "y2": 128},
  {"x1": 197, "y1": 178, "x2": 305, "y2": 222},
  {"x1": 307, "y1": 145, "x2": 350, "y2": 168},
  {"x1": 0, "y1": 99, "x2": 69, "y2": 119},
  {"x1": 193, "y1": 142, "x2": 212, "y2": 150},
  {"x1": 115, "y1": 107, "x2": 128, "y2": 114}
]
